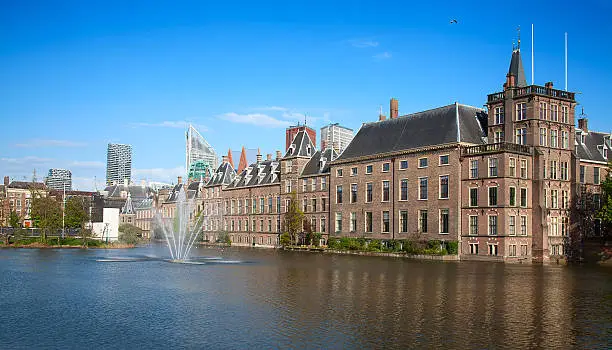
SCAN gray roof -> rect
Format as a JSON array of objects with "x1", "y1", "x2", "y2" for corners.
[
  {"x1": 336, "y1": 103, "x2": 486, "y2": 162},
  {"x1": 576, "y1": 130, "x2": 611, "y2": 163},
  {"x1": 135, "y1": 198, "x2": 153, "y2": 210},
  {"x1": 206, "y1": 162, "x2": 235, "y2": 186},
  {"x1": 103, "y1": 184, "x2": 151, "y2": 200},
  {"x1": 301, "y1": 148, "x2": 338, "y2": 176},
  {"x1": 226, "y1": 159, "x2": 280, "y2": 189},
  {"x1": 508, "y1": 49, "x2": 527, "y2": 87},
  {"x1": 284, "y1": 129, "x2": 316, "y2": 158},
  {"x1": 8, "y1": 181, "x2": 47, "y2": 190},
  {"x1": 165, "y1": 183, "x2": 198, "y2": 202}
]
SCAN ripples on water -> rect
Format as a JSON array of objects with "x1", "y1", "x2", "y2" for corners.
[{"x1": 0, "y1": 246, "x2": 610, "y2": 349}]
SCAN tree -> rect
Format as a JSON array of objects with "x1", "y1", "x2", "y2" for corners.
[
  {"x1": 118, "y1": 223, "x2": 142, "y2": 245},
  {"x1": 30, "y1": 195, "x2": 62, "y2": 242},
  {"x1": 283, "y1": 191, "x2": 304, "y2": 245},
  {"x1": 64, "y1": 196, "x2": 90, "y2": 229},
  {"x1": 8, "y1": 210, "x2": 20, "y2": 228},
  {"x1": 597, "y1": 161, "x2": 612, "y2": 237}
]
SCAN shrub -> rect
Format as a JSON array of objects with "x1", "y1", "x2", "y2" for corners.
[
  {"x1": 446, "y1": 241, "x2": 459, "y2": 255},
  {"x1": 367, "y1": 239, "x2": 382, "y2": 252},
  {"x1": 280, "y1": 233, "x2": 291, "y2": 246}
]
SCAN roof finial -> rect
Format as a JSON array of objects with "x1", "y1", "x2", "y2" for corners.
[
  {"x1": 304, "y1": 113, "x2": 307, "y2": 126},
  {"x1": 517, "y1": 25, "x2": 521, "y2": 51}
]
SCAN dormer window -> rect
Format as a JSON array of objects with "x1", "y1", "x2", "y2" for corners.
[
  {"x1": 289, "y1": 144, "x2": 296, "y2": 155},
  {"x1": 307, "y1": 145, "x2": 311, "y2": 156}
]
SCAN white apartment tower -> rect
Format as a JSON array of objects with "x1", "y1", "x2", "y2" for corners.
[
  {"x1": 45, "y1": 168, "x2": 72, "y2": 191},
  {"x1": 186, "y1": 124, "x2": 218, "y2": 176},
  {"x1": 106, "y1": 143, "x2": 132, "y2": 185},
  {"x1": 320, "y1": 123, "x2": 354, "y2": 153}
]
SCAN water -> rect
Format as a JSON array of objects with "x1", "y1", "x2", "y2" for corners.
[{"x1": 0, "y1": 246, "x2": 610, "y2": 349}]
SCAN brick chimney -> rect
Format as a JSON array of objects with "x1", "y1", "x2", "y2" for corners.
[
  {"x1": 256, "y1": 148, "x2": 262, "y2": 163},
  {"x1": 390, "y1": 98, "x2": 399, "y2": 119},
  {"x1": 276, "y1": 150, "x2": 282, "y2": 160},
  {"x1": 266, "y1": 153, "x2": 272, "y2": 161},
  {"x1": 578, "y1": 118, "x2": 588, "y2": 133},
  {"x1": 545, "y1": 81, "x2": 554, "y2": 89},
  {"x1": 177, "y1": 176, "x2": 182, "y2": 184},
  {"x1": 3, "y1": 176, "x2": 8, "y2": 187},
  {"x1": 379, "y1": 114, "x2": 386, "y2": 121}
]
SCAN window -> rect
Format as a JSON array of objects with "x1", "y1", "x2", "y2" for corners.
[
  {"x1": 277, "y1": 196, "x2": 281, "y2": 213},
  {"x1": 562, "y1": 217, "x2": 569, "y2": 236},
  {"x1": 418, "y1": 158, "x2": 428, "y2": 168},
  {"x1": 400, "y1": 160, "x2": 408, "y2": 169},
  {"x1": 469, "y1": 216, "x2": 478, "y2": 235},
  {"x1": 303, "y1": 179, "x2": 308, "y2": 192},
  {"x1": 509, "y1": 216, "x2": 516, "y2": 236},
  {"x1": 439, "y1": 155, "x2": 449, "y2": 165},
  {"x1": 439, "y1": 175, "x2": 449, "y2": 199},
  {"x1": 509, "y1": 187, "x2": 516, "y2": 206},
  {"x1": 382, "y1": 181, "x2": 390, "y2": 202},
  {"x1": 521, "y1": 216, "x2": 527, "y2": 236},
  {"x1": 268, "y1": 197, "x2": 273, "y2": 213},
  {"x1": 580, "y1": 165, "x2": 585, "y2": 184},
  {"x1": 508, "y1": 244, "x2": 517, "y2": 257},
  {"x1": 561, "y1": 162, "x2": 568, "y2": 180},
  {"x1": 561, "y1": 105, "x2": 569, "y2": 123},
  {"x1": 400, "y1": 211, "x2": 408, "y2": 233},
  {"x1": 550, "y1": 130, "x2": 558, "y2": 148},
  {"x1": 550, "y1": 160, "x2": 558, "y2": 180},
  {"x1": 488, "y1": 158, "x2": 498, "y2": 177},
  {"x1": 382, "y1": 163, "x2": 390, "y2": 172},
  {"x1": 470, "y1": 243, "x2": 479, "y2": 255},
  {"x1": 382, "y1": 211, "x2": 390, "y2": 233},
  {"x1": 419, "y1": 210, "x2": 428, "y2": 233},
  {"x1": 509, "y1": 158, "x2": 516, "y2": 177},
  {"x1": 350, "y1": 184, "x2": 358, "y2": 203},
  {"x1": 561, "y1": 131, "x2": 569, "y2": 149},
  {"x1": 286, "y1": 180, "x2": 292, "y2": 193},
  {"x1": 351, "y1": 167, "x2": 357, "y2": 176},
  {"x1": 539, "y1": 128, "x2": 547, "y2": 146},
  {"x1": 550, "y1": 217, "x2": 559, "y2": 236},
  {"x1": 562, "y1": 190, "x2": 569, "y2": 209},
  {"x1": 419, "y1": 177, "x2": 428, "y2": 200},
  {"x1": 551, "y1": 190, "x2": 558, "y2": 209},
  {"x1": 520, "y1": 159, "x2": 528, "y2": 178},
  {"x1": 551, "y1": 104, "x2": 558, "y2": 121},
  {"x1": 494, "y1": 130, "x2": 504, "y2": 143},
  {"x1": 520, "y1": 188, "x2": 527, "y2": 207},
  {"x1": 470, "y1": 159, "x2": 478, "y2": 179},
  {"x1": 336, "y1": 169, "x2": 343, "y2": 177},
  {"x1": 488, "y1": 244, "x2": 498, "y2": 256},
  {"x1": 321, "y1": 217, "x2": 326, "y2": 232},
  {"x1": 515, "y1": 128, "x2": 527, "y2": 145},
  {"x1": 311, "y1": 198, "x2": 317, "y2": 212},
  {"x1": 594, "y1": 167, "x2": 601, "y2": 185},
  {"x1": 366, "y1": 183, "x2": 373, "y2": 203},
  {"x1": 350, "y1": 212, "x2": 357, "y2": 232},
  {"x1": 488, "y1": 216, "x2": 498, "y2": 235},
  {"x1": 365, "y1": 212, "x2": 373, "y2": 232},
  {"x1": 516, "y1": 102, "x2": 527, "y2": 121},
  {"x1": 321, "y1": 198, "x2": 326, "y2": 211},
  {"x1": 495, "y1": 106, "x2": 504, "y2": 124},
  {"x1": 400, "y1": 179, "x2": 408, "y2": 201},
  {"x1": 335, "y1": 213, "x2": 342, "y2": 232},
  {"x1": 311, "y1": 178, "x2": 316, "y2": 191},
  {"x1": 539, "y1": 102, "x2": 547, "y2": 120},
  {"x1": 321, "y1": 177, "x2": 327, "y2": 190},
  {"x1": 439, "y1": 209, "x2": 449, "y2": 234},
  {"x1": 488, "y1": 187, "x2": 498, "y2": 206},
  {"x1": 336, "y1": 185, "x2": 343, "y2": 204},
  {"x1": 303, "y1": 198, "x2": 308, "y2": 212},
  {"x1": 521, "y1": 244, "x2": 528, "y2": 256},
  {"x1": 469, "y1": 188, "x2": 478, "y2": 207},
  {"x1": 286, "y1": 160, "x2": 293, "y2": 173},
  {"x1": 268, "y1": 220, "x2": 272, "y2": 232},
  {"x1": 366, "y1": 165, "x2": 373, "y2": 174}
]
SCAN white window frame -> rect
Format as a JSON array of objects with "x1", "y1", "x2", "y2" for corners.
[
  {"x1": 439, "y1": 154, "x2": 450, "y2": 166},
  {"x1": 418, "y1": 157, "x2": 428, "y2": 169}
]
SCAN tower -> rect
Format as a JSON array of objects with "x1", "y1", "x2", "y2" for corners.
[{"x1": 106, "y1": 143, "x2": 132, "y2": 186}]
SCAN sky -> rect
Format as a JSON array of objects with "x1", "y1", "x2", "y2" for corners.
[{"x1": 1, "y1": 0, "x2": 611, "y2": 191}]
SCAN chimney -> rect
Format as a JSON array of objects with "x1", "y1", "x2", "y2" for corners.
[
  {"x1": 276, "y1": 150, "x2": 282, "y2": 160},
  {"x1": 266, "y1": 153, "x2": 272, "y2": 161},
  {"x1": 545, "y1": 81, "x2": 554, "y2": 89},
  {"x1": 177, "y1": 176, "x2": 182, "y2": 184},
  {"x1": 506, "y1": 74, "x2": 516, "y2": 88},
  {"x1": 578, "y1": 118, "x2": 588, "y2": 133},
  {"x1": 3, "y1": 176, "x2": 8, "y2": 186},
  {"x1": 256, "y1": 148, "x2": 262, "y2": 163},
  {"x1": 390, "y1": 98, "x2": 399, "y2": 119},
  {"x1": 379, "y1": 114, "x2": 386, "y2": 121}
]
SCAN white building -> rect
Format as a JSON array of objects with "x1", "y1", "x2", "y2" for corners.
[
  {"x1": 106, "y1": 143, "x2": 132, "y2": 185},
  {"x1": 44, "y1": 168, "x2": 72, "y2": 191},
  {"x1": 92, "y1": 207, "x2": 119, "y2": 242},
  {"x1": 320, "y1": 123, "x2": 354, "y2": 153},
  {"x1": 186, "y1": 124, "x2": 218, "y2": 176}
]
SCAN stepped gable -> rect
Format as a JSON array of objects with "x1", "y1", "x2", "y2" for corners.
[
  {"x1": 301, "y1": 148, "x2": 338, "y2": 176},
  {"x1": 335, "y1": 103, "x2": 486, "y2": 162}
]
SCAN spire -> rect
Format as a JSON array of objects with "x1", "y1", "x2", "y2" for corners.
[
  {"x1": 121, "y1": 192, "x2": 134, "y2": 214},
  {"x1": 237, "y1": 146, "x2": 248, "y2": 173},
  {"x1": 226, "y1": 148, "x2": 234, "y2": 168},
  {"x1": 506, "y1": 26, "x2": 528, "y2": 88}
]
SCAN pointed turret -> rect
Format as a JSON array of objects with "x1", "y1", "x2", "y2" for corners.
[
  {"x1": 506, "y1": 30, "x2": 527, "y2": 88},
  {"x1": 121, "y1": 192, "x2": 135, "y2": 214},
  {"x1": 227, "y1": 148, "x2": 235, "y2": 168},
  {"x1": 237, "y1": 146, "x2": 248, "y2": 173}
]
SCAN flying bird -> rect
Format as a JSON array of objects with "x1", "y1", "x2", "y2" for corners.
[{"x1": 450, "y1": 19, "x2": 458, "y2": 24}]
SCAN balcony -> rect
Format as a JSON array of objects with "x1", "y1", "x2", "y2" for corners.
[
  {"x1": 487, "y1": 85, "x2": 576, "y2": 104},
  {"x1": 462, "y1": 142, "x2": 533, "y2": 156}
]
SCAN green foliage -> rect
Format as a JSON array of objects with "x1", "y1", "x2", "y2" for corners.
[
  {"x1": 326, "y1": 237, "x2": 452, "y2": 256},
  {"x1": 446, "y1": 241, "x2": 459, "y2": 255},
  {"x1": 280, "y1": 233, "x2": 291, "y2": 246},
  {"x1": 598, "y1": 161, "x2": 612, "y2": 235},
  {"x1": 9, "y1": 211, "x2": 20, "y2": 228},
  {"x1": 64, "y1": 197, "x2": 90, "y2": 229},
  {"x1": 284, "y1": 191, "x2": 304, "y2": 245},
  {"x1": 118, "y1": 223, "x2": 142, "y2": 245},
  {"x1": 30, "y1": 195, "x2": 62, "y2": 242},
  {"x1": 312, "y1": 232, "x2": 322, "y2": 247},
  {"x1": 218, "y1": 231, "x2": 231, "y2": 245},
  {"x1": 366, "y1": 239, "x2": 382, "y2": 252}
]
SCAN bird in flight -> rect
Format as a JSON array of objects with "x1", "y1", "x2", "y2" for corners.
[{"x1": 450, "y1": 19, "x2": 458, "y2": 24}]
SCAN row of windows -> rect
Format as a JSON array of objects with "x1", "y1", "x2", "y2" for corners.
[
  {"x1": 543, "y1": 189, "x2": 571, "y2": 209},
  {"x1": 539, "y1": 128, "x2": 571, "y2": 149},
  {"x1": 336, "y1": 176, "x2": 450, "y2": 204},
  {"x1": 497, "y1": 103, "x2": 570, "y2": 123},
  {"x1": 230, "y1": 235, "x2": 279, "y2": 246},
  {"x1": 468, "y1": 186, "x2": 529, "y2": 207},
  {"x1": 544, "y1": 161, "x2": 570, "y2": 180},
  {"x1": 579, "y1": 165, "x2": 601, "y2": 185},
  {"x1": 335, "y1": 155, "x2": 450, "y2": 178},
  {"x1": 468, "y1": 215, "x2": 529, "y2": 236},
  {"x1": 218, "y1": 217, "x2": 283, "y2": 233},
  {"x1": 223, "y1": 196, "x2": 282, "y2": 215},
  {"x1": 334, "y1": 209, "x2": 450, "y2": 234},
  {"x1": 301, "y1": 198, "x2": 327, "y2": 213},
  {"x1": 287, "y1": 178, "x2": 327, "y2": 193},
  {"x1": 468, "y1": 242, "x2": 529, "y2": 257},
  {"x1": 469, "y1": 158, "x2": 529, "y2": 179}
]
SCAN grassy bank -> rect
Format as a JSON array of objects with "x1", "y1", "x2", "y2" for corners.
[{"x1": 1, "y1": 237, "x2": 135, "y2": 249}]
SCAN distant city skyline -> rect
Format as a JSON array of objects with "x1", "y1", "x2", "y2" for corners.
[{"x1": 2, "y1": 1, "x2": 611, "y2": 191}]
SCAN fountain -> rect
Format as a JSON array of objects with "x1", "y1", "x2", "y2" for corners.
[{"x1": 153, "y1": 185, "x2": 205, "y2": 262}]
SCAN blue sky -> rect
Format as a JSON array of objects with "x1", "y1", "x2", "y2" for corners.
[{"x1": 1, "y1": 0, "x2": 611, "y2": 190}]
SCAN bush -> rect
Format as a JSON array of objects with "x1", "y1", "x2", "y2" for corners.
[
  {"x1": 280, "y1": 233, "x2": 291, "y2": 246},
  {"x1": 446, "y1": 241, "x2": 459, "y2": 255},
  {"x1": 367, "y1": 239, "x2": 382, "y2": 252}
]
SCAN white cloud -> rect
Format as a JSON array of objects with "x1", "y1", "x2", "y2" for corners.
[
  {"x1": 0, "y1": 156, "x2": 54, "y2": 164},
  {"x1": 252, "y1": 106, "x2": 289, "y2": 112},
  {"x1": 71, "y1": 176, "x2": 101, "y2": 191},
  {"x1": 219, "y1": 112, "x2": 292, "y2": 128},
  {"x1": 70, "y1": 160, "x2": 105, "y2": 169},
  {"x1": 129, "y1": 121, "x2": 208, "y2": 131},
  {"x1": 373, "y1": 52, "x2": 392, "y2": 60},
  {"x1": 14, "y1": 139, "x2": 86, "y2": 148},
  {"x1": 348, "y1": 39, "x2": 379, "y2": 48},
  {"x1": 133, "y1": 166, "x2": 185, "y2": 184}
]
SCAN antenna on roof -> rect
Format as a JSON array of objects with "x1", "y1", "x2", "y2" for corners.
[
  {"x1": 565, "y1": 32, "x2": 568, "y2": 91},
  {"x1": 531, "y1": 23, "x2": 534, "y2": 85},
  {"x1": 304, "y1": 113, "x2": 307, "y2": 126},
  {"x1": 517, "y1": 25, "x2": 521, "y2": 51}
]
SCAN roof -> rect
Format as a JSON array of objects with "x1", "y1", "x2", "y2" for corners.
[
  {"x1": 284, "y1": 129, "x2": 316, "y2": 158},
  {"x1": 103, "y1": 184, "x2": 151, "y2": 200},
  {"x1": 206, "y1": 161, "x2": 235, "y2": 186},
  {"x1": 301, "y1": 148, "x2": 338, "y2": 176},
  {"x1": 576, "y1": 130, "x2": 611, "y2": 163},
  {"x1": 8, "y1": 181, "x2": 47, "y2": 190},
  {"x1": 226, "y1": 159, "x2": 280, "y2": 189},
  {"x1": 135, "y1": 198, "x2": 153, "y2": 210},
  {"x1": 336, "y1": 103, "x2": 486, "y2": 162},
  {"x1": 508, "y1": 49, "x2": 527, "y2": 87}
]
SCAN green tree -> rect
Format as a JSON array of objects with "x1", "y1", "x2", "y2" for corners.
[
  {"x1": 279, "y1": 233, "x2": 291, "y2": 247},
  {"x1": 64, "y1": 196, "x2": 90, "y2": 229},
  {"x1": 597, "y1": 161, "x2": 612, "y2": 236},
  {"x1": 118, "y1": 223, "x2": 142, "y2": 245},
  {"x1": 30, "y1": 196, "x2": 62, "y2": 242},
  {"x1": 283, "y1": 191, "x2": 304, "y2": 245},
  {"x1": 9, "y1": 210, "x2": 20, "y2": 228}
]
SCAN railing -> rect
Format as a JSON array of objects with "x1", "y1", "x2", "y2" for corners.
[
  {"x1": 487, "y1": 85, "x2": 575, "y2": 104},
  {"x1": 462, "y1": 142, "x2": 533, "y2": 156}
]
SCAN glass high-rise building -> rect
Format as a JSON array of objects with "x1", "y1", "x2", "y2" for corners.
[
  {"x1": 186, "y1": 124, "x2": 218, "y2": 179},
  {"x1": 45, "y1": 168, "x2": 72, "y2": 191},
  {"x1": 106, "y1": 143, "x2": 132, "y2": 185}
]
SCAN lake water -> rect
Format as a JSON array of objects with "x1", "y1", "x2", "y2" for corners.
[{"x1": 1, "y1": 245, "x2": 610, "y2": 349}]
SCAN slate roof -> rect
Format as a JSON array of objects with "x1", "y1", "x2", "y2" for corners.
[
  {"x1": 301, "y1": 148, "x2": 338, "y2": 176},
  {"x1": 508, "y1": 49, "x2": 527, "y2": 87},
  {"x1": 226, "y1": 159, "x2": 280, "y2": 189},
  {"x1": 336, "y1": 103, "x2": 486, "y2": 162},
  {"x1": 576, "y1": 130, "x2": 611, "y2": 163},
  {"x1": 165, "y1": 183, "x2": 198, "y2": 202},
  {"x1": 135, "y1": 198, "x2": 153, "y2": 210},
  {"x1": 284, "y1": 129, "x2": 316, "y2": 158},
  {"x1": 103, "y1": 184, "x2": 151, "y2": 200},
  {"x1": 8, "y1": 181, "x2": 47, "y2": 190},
  {"x1": 206, "y1": 161, "x2": 235, "y2": 186}
]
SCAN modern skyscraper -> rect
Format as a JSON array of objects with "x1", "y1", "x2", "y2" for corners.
[
  {"x1": 44, "y1": 168, "x2": 72, "y2": 191},
  {"x1": 106, "y1": 143, "x2": 132, "y2": 185},
  {"x1": 186, "y1": 124, "x2": 218, "y2": 180},
  {"x1": 320, "y1": 123, "x2": 354, "y2": 153}
]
